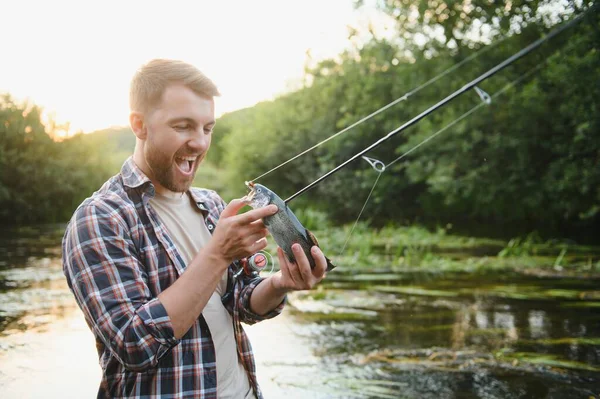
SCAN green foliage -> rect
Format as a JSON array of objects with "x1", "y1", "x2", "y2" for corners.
[
  {"x1": 216, "y1": 3, "x2": 599, "y2": 242},
  {"x1": 3, "y1": 1, "x2": 599, "y2": 243},
  {"x1": 293, "y1": 208, "x2": 331, "y2": 231},
  {"x1": 498, "y1": 232, "x2": 544, "y2": 257},
  {"x1": 0, "y1": 95, "x2": 115, "y2": 224}
]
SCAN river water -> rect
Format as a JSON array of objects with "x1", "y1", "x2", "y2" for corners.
[{"x1": 0, "y1": 225, "x2": 598, "y2": 398}]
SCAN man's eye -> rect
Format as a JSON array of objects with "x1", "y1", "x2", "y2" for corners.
[
  {"x1": 204, "y1": 128, "x2": 213, "y2": 134},
  {"x1": 174, "y1": 125, "x2": 190, "y2": 131}
]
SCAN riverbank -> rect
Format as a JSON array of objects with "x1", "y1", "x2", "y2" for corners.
[
  {"x1": 0, "y1": 290, "x2": 326, "y2": 399},
  {"x1": 280, "y1": 224, "x2": 600, "y2": 278},
  {"x1": 2, "y1": 224, "x2": 599, "y2": 398}
]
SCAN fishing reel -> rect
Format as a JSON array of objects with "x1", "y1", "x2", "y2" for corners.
[
  {"x1": 234, "y1": 251, "x2": 275, "y2": 278},
  {"x1": 223, "y1": 251, "x2": 275, "y2": 305},
  {"x1": 243, "y1": 252, "x2": 270, "y2": 274}
]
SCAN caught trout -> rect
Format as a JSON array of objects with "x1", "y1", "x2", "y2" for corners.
[{"x1": 244, "y1": 182, "x2": 336, "y2": 272}]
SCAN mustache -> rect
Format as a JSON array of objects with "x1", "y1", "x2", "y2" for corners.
[{"x1": 175, "y1": 153, "x2": 202, "y2": 158}]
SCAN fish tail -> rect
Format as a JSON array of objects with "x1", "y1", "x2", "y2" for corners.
[{"x1": 325, "y1": 256, "x2": 336, "y2": 272}]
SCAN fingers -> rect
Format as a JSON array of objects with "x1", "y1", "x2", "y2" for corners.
[
  {"x1": 245, "y1": 232, "x2": 268, "y2": 250},
  {"x1": 236, "y1": 204, "x2": 278, "y2": 225},
  {"x1": 250, "y1": 219, "x2": 267, "y2": 229},
  {"x1": 275, "y1": 245, "x2": 327, "y2": 293},
  {"x1": 310, "y1": 246, "x2": 327, "y2": 279},
  {"x1": 277, "y1": 247, "x2": 287, "y2": 269},
  {"x1": 243, "y1": 223, "x2": 268, "y2": 238},
  {"x1": 221, "y1": 198, "x2": 277, "y2": 222},
  {"x1": 212, "y1": 199, "x2": 276, "y2": 262},
  {"x1": 283, "y1": 246, "x2": 303, "y2": 286},
  {"x1": 220, "y1": 198, "x2": 249, "y2": 219},
  {"x1": 277, "y1": 247, "x2": 292, "y2": 281},
  {"x1": 292, "y1": 244, "x2": 314, "y2": 287},
  {"x1": 249, "y1": 220, "x2": 269, "y2": 236},
  {"x1": 253, "y1": 237, "x2": 268, "y2": 252}
]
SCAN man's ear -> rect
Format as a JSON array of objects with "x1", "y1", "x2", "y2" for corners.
[{"x1": 130, "y1": 112, "x2": 147, "y2": 140}]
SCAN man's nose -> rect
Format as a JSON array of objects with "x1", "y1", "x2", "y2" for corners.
[{"x1": 188, "y1": 129, "x2": 209, "y2": 150}]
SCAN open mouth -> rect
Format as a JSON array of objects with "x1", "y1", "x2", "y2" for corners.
[
  {"x1": 243, "y1": 181, "x2": 256, "y2": 202},
  {"x1": 175, "y1": 156, "x2": 198, "y2": 176},
  {"x1": 245, "y1": 180, "x2": 255, "y2": 195},
  {"x1": 243, "y1": 181, "x2": 270, "y2": 209}
]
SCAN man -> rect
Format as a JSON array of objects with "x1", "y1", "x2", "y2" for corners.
[{"x1": 62, "y1": 59, "x2": 327, "y2": 398}]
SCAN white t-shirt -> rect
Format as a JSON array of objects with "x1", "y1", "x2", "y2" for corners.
[{"x1": 150, "y1": 190, "x2": 255, "y2": 399}]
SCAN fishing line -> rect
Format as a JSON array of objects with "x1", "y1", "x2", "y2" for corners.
[
  {"x1": 338, "y1": 172, "x2": 382, "y2": 257},
  {"x1": 385, "y1": 62, "x2": 547, "y2": 169},
  {"x1": 250, "y1": 35, "x2": 510, "y2": 182},
  {"x1": 259, "y1": 250, "x2": 276, "y2": 275},
  {"x1": 387, "y1": 22, "x2": 586, "y2": 168},
  {"x1": 337, "y1": 59, "x2": 556, "y2": 255},
  {"x1": 283, "y1": 9, "x2": 589, "y2": 204}
]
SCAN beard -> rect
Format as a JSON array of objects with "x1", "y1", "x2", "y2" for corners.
[{"x1": 144, "y1": 141, "x2": 198, "y2": 193}]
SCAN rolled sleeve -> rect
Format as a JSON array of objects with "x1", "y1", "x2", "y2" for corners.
[
  {"x1": 236, "y1": 277, "x2": 286, "y2": 325},
  {"x1": 138, "y1": 297, "x2": 177, "y2": 344},
  {"x1": 63, "y1": 201, "x2": 179, "y2": 372}
]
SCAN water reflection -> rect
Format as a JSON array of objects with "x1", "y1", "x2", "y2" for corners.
[
  {"x1": 287, "y1": 276, "x2": 600, "y2": 397},
  {"x1": 0, "y1": 265, "x2": 72, "y2": 334},
  {"x1": 1, "y1": 226, "x2": 599, "y2": 398},
  {"x1": 528, "y1": 310, "x2": 548, "y2": 339}
]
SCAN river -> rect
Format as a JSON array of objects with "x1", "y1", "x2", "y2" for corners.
[{"x1": 0, "y1": 225, "x2": 598, "y2": 398}]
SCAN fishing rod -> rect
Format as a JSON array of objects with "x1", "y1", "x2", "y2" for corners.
[
  {"x1": 338, "y1": 58, "x2": 570, "y2": 256},
  {"x1": 250, "y1": 34, "x2": 509, "y2": 182},
  {"x1": 283, "y1": 8, "x2": 591, "y2": 204}
]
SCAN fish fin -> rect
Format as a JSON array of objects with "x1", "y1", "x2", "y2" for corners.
[
  {"x1": 306, "y1": 229, "x2": 335, "y2": 272},
  {"x1": 306, "y1": 229, "x2": 320, "y2": 247},
  {"x1": 325, "y1": 256, "x2": 336, "y2": 272}
]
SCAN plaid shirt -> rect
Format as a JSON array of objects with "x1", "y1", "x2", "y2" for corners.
[{"x1": 62, "y1": 157, "x2": 284, "y2": 398}]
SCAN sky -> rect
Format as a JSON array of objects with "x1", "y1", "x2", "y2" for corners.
[{"x1": 0, "y1": 0, "x2": 391, "y2": 137}]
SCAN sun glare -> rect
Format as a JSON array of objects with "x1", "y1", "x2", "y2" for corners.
[{"x1": 0, "y1": 0, "x2": 391, "y2": 137}]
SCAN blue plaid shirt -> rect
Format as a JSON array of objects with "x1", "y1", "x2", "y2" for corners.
[{"x1": 62, "y1": 157, "x2": 284, "y2": 398}]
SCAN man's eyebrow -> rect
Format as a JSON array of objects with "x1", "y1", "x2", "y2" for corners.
[
  {"x1": 167, "y1": 117, "x2": 196, "y2": 125},
  {"x1": 167, "y1": 117, "x2": 216, "y2": 126}
]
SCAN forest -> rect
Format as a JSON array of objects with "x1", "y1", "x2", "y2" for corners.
[{"x1": 1, "y1": 1, "x2": 598, "y2": 242}]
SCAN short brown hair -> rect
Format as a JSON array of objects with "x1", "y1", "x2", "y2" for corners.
[{"x1": 130, "y1": 59, "x2": 220, "y2": 114}]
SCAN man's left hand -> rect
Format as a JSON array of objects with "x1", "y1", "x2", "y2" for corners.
[{"x1": 271, "y1": 244, "x2": 327, "y2": 292}]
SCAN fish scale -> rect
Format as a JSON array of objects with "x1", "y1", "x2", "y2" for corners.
[{"x1": 245, "y1": 182, "x2": 336, "y2": 272}]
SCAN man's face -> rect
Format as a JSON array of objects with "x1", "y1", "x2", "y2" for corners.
[{"x1": 142, "y1": 85, "x2": 215, "y2": 193}]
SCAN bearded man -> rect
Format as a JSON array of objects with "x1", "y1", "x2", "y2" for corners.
[{"x1": 62, "y1": 59, "x2": 327, "y2": 399}]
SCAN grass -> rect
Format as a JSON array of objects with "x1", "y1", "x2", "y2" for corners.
[
  {"x1": 265, "y1": 214, "x2": 600, "y2": 275},
  {"x1": 257, "y1": 208, "x2": 600, "y2": 276},
  {"x1": 495, "y1": 351, "x2": 600, "y2": 372}
]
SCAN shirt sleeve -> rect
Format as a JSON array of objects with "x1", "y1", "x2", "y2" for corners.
[
  {"x1": 210, "y1": 191, "x2": 286, "y2": 324},
  {"x1": 62, "y1": 199, "x2": 179, "y2": 372},
  {"x1": 236, "y1": 276, "x2": 286, "y2": 325}
]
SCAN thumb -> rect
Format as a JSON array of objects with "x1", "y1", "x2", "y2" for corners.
[{"x1": 220, "y1": 198, "x2": 250, "y2": 219}]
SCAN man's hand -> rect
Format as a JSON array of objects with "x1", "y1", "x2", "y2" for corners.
[
  {"x1": 204, "y1": 199, "x2": 278, "y2": 265},
  {"x1": 271, "y1": 244, "x2": 327, "y2": 293},
  {"x1": 249, "y1": 244, "x2": 327, "y2": 316}
]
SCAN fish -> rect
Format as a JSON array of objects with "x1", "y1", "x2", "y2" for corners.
[{"x1": 244, "y1": 181, "x2": 336, "y2": 272}]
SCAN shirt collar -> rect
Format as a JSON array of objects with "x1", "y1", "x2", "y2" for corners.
[
  {"x1": 188, "y1": 190, "x2": 210, "y2": 212},
  {"x1": 121, "y1": 156, "x2": 152, "y2": 190}
]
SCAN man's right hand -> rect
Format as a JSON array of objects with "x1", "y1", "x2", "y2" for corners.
[{"x1": 204, "y1": 199, "x2": 278, "y2": 264}]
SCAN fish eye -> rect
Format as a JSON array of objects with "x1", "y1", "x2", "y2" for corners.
[{"x1": 257, "y1": 188, "x2": 262, "y2": 193}]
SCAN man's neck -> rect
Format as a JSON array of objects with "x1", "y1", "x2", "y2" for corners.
[
  {"x1": 132, "y1": 149, "x2": 153, "y2": 181},
  {"x1": 154, "y1": 184, "x2": 187, "y2": 199},
  {"x1": 131, "y1": 151, "x2": 186, "y2": 198}
]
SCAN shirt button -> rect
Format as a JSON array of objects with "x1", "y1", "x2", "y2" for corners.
[
  {"x1": 208, "y1": 224, "x2": 214, "y2": 230},
  {"x1": 199, "y1": 204, "x2": 206, "y2": 210}
]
